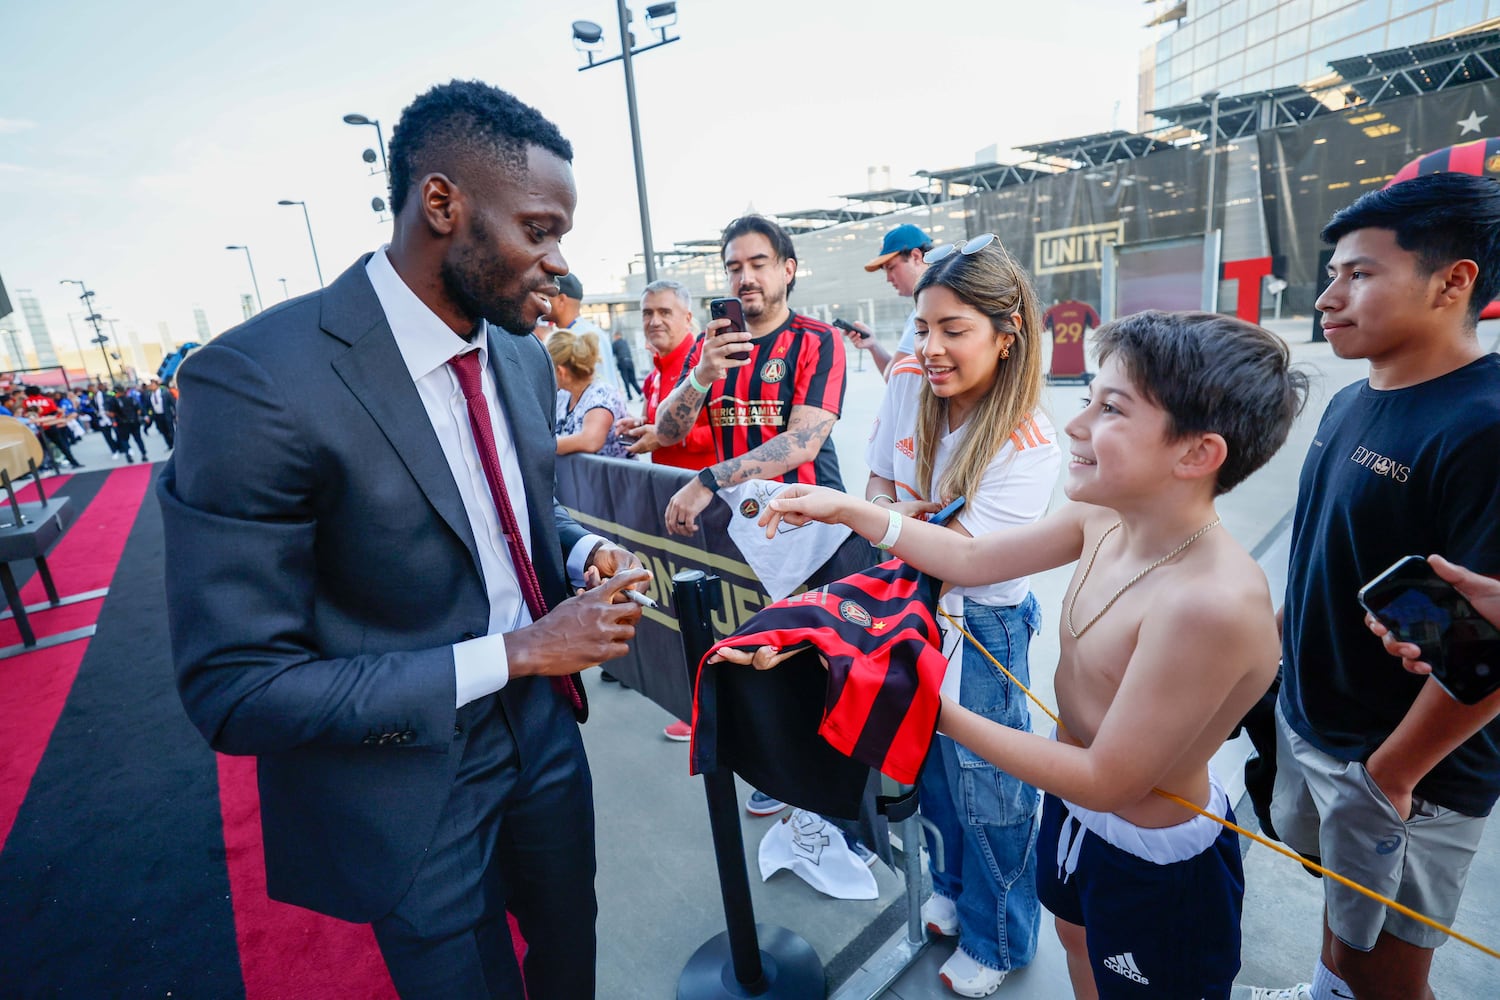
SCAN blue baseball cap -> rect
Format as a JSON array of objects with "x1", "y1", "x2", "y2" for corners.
[{"x1": 864, "y1": 224, "x2": 932, "y2": 272}]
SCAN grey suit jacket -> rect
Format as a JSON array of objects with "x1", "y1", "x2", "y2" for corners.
[{"x1": 159, "y1": 256, "x2": 589, "y2": 921}]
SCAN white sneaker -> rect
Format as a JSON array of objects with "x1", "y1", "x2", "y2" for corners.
[
  {"x1": 920, "y1": 893, "x2": 958, "y2": 937},
  {"x1": 938, "y1": 947, "x2": 1005, "y2": 998},
  {"x1": 1240, "y1": 986, "x2": 1313, "y2": 1000}
]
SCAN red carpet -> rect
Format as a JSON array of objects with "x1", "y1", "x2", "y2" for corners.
[
  {"x1": 218, "y1": 754, "x2": 398, "y2": 999},
  {"x1": 0, "y1": 464, "x2": 529, "y2": 998},
  {"x1": 0, "y1": 466, "x2": 148, "y2": 847}
]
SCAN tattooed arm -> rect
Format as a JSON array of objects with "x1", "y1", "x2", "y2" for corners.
[
  {"x1": 654, "y1": 377, "x2": 710, "y2": 447},
  {"x1": 664, "y1": 405, "x2": 836, "y2": 536},
  {"x1": 656, "y1": 318, "x2": 751, "y2": 447},
  {"x1": 705, "y1": 405, "x2": 836, "y2": 487}
]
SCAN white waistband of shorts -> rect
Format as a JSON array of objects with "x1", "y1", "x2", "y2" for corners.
[{"x1": 1050, "y1": 727, "x2": 1227, "y2": 867}]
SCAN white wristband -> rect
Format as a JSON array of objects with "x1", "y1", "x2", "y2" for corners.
[{"x1": 875, "y1": 508, "x2": 903, "y2": 551}]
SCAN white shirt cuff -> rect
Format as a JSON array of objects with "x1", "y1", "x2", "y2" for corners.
[
  {"x1": 454, "y1": 634, "x2": 509, "y2": 708},
  {"x1": 567, "y1": 533, "x2": 607, "y2": 588}
]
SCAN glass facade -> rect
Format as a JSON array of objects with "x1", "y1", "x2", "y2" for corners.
[{"x1": 1146, "y1": 0, "x2": 1500, "y2": 110}]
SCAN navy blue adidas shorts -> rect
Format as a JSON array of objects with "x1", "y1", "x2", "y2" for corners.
[{"x1": 1036, "y1": 792, "x2": 1244, "y2": 999}]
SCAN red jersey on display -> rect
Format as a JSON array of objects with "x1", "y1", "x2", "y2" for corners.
[
  {"x1": 1044, "y1": 300, "x2": 1099, "y2": 379},
  {"x1": 643, "y1": 334, "x2": 717, "y2": 470},
  {"x1": 1043, "y1": 301, "x2": 1100, "y2": 342},
  {"x1": 679, "y1": 312, "x2": 846, "y2": 489}
]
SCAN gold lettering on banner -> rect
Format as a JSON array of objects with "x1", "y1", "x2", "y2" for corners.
[{"x1": 1033, "y1": 221, "x2": 1126, "y2": 276}]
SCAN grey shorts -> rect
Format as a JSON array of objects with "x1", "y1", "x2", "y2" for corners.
[{"x1": 1270, "y1": 702, "x2": 1486, "y2": 951}]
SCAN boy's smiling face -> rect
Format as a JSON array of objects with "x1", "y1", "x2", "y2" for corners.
[{"x1": 1063, "y1": 355, "x2": 1181, "y2": 507}]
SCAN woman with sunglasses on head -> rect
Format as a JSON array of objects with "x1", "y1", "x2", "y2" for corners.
[{"x1": 871, "y1": 234, "x2": 1060, "y2": 997}]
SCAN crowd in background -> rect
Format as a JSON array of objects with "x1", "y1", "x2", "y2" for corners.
[{"x1": 0, "y1": 376, "x2": 178, "y2": 473}]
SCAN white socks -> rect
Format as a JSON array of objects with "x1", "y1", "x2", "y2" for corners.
[{"x1": 1310, "y1": 958, "x2": 1354, "y2": 1000}]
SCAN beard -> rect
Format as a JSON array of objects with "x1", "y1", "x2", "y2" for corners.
[
  {"x1": 440, "y1": 216, "x2": 539, "y2": 337},
  {"x1": 740, "y1": 282, "x2": 785, "y2": 321}
]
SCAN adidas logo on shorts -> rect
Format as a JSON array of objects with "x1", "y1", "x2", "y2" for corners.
[{"x1": 1103, "y1": 952, "x2": 1150, "y2": 985}]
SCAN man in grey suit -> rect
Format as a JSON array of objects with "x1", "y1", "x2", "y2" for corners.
[{"x1": 159, "y1": 81, "x2": 648, "y2": 999}]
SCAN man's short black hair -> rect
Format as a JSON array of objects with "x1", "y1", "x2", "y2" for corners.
[
  {"x1": 387, "y1": 80, "x2": 573, "y2": 216},
  {"x1": 1321, "y1": 172, "x2": 1500, "y2": 325},
  {"x1": 720, "y1": 215, "x2": 798, "y2": 294}
]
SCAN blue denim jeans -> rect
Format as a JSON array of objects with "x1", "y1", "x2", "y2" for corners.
[{"x1": 919, "y1": 593, "x2": 1043, "y2": 973}]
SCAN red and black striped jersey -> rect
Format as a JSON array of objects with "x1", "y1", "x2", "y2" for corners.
[
  {"x1": 679, "y1": 312, "x2": 846, "y2": 489},
  {"x1": 691, "y1": 557, "x2": 946, "y2": 814}
]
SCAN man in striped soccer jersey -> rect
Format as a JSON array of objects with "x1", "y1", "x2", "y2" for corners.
[{"x1": 656, "y1": 215, "x2": 847, "y2": 538}]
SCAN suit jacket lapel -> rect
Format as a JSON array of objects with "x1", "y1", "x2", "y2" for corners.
[{"x1": 325, "y1": 262, "x2": 483, "y2": 580}]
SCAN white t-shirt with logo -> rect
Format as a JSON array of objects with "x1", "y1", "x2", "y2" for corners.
[{"x1": 865, "y1": 359, "x2": 1060, "y2": 609}]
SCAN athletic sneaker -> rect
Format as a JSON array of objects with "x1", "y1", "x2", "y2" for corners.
[
  {"x1": 663, "y1": 720, "x2": 692, "y2": 742},
  {"x1": 921, "y1": 893, "x2": 959, "y2": 937},
  {"x1": 1237, "y1": 986, "x2": 1313, "y2": 1000},
  {"x1": 850, "y1": 839, "x2": 878, "y2": 868},
  {"x1": 745, "y1": 790, "x2": 787, "y2": 816},
  {"x1": 938, "y1": 947, "x2": 1005, "y2": 998}
]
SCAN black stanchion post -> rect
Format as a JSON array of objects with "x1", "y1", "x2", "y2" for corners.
[{"x1": 673, "y1": 569, "x2": 823, "y2": 1000}]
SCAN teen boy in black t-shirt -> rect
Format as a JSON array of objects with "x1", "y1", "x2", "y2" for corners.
[{"x1": 1267, "y1": 173, "x2": 1500, "y2": 1000}]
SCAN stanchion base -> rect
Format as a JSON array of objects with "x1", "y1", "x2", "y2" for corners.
[{"x1": 676, "y1": 924, "x2": 824, "y2": 1000}]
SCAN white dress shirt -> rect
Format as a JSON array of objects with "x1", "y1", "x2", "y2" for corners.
[{"x1": 366, "y1": 249, "x2": 602, "y2": 707}]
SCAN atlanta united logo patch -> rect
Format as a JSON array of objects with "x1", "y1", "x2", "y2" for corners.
[
  {"x1": 738, "y1": 499, "x2": 760, "y2": 518},
  {"x1": 761, "y1": 358, "x2": 787, "y2": 383},
  {"x1": 838, "y1": 600, "x2": 872, "y2": 628}
]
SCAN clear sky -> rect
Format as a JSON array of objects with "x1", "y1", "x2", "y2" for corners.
[{"x1": 0, "y1": 1, "x2": 1155, "y2": 350}]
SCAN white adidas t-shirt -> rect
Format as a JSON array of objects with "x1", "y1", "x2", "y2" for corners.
[{"x1": 865, "y1": 360, "x2": 1061, "y2": 609}]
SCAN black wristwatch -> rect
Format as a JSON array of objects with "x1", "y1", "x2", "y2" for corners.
[{"x1": 697, "y1": 468, "x2": 719, "y2": 493}]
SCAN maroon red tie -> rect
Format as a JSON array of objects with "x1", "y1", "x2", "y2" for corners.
[{"x1": 447, "y1": 350, "x2": 584, "y2": 716}]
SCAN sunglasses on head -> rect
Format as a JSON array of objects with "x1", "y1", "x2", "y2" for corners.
[{"x1": 923, "y1": 233, "x2": 997, "y2": 265}]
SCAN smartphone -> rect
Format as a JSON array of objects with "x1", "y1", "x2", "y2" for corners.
[
  {"x1": 709, "y1": 298, "x2": 751, "y2": 361},
  {"x1": 832, "y1": 317, "x2": 871, "y2": 342},
  {"x1": 1358, "y1": 555, "x2": 1500, "y2": 705},
  {"x1": 931, "y1": 495, "x2": 966, "y2": 527}
]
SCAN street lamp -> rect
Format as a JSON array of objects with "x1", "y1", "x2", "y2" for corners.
[
  {"x1": 277, "y1": 199, "x2": 325, "y2": 287},
  {"x1": 572, "y1": 2, "x2": 681, "y2": 283},
  {"x1": 1202, "y1": 90, "x2": 1221, "y2": 237},
  {"x1": 342, "y1": 113, "x2": 389, "y2": 177},
  {"x1": 225, "y1": 245, "x2": 264, "y2": 311},
  {"x1": 60, "y1": 278, "x2": 115, "y2": 383},
  {"x1": 278, "y1": 278, "x2": 291, "y2": 300}
]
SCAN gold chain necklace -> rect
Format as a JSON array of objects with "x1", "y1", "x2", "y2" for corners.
[{"x1": 1066, "y1": 518, "x2": 1222, "y2": 639}]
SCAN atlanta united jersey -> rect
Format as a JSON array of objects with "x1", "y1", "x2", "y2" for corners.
[
  {"x1": 680, "y1": 312, "x2": 846, "y2": 488},
  {"x1": 692, "y1": 557, "x2": 947, "y2": 798}
]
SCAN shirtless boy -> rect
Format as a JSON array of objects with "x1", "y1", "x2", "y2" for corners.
[{"x1": 750, "y1": 310, "x2": 1308, "y2": 998}]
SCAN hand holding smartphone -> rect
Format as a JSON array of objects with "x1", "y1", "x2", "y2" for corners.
[
  {"x1": 709, "y1": 298, "x2": 752, "y2": 363},
  {"x1": 1358, "y1": 555, "x2": 1500, "y2": 704},
  {"x1": 832, "y1": 318, "x2": 871, "y2": 342}
]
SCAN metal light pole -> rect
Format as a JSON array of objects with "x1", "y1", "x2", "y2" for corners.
[
  {"x1": 278, "y1": 278, "x2": 291, "y2": 300},
  {"x1": 1203, "y1": 91, "x2": 1221, "y2": 237},
  {"x1": 278, "y1": 199, "x2": 325, "y2": 287},
  {"x1": 225, "y1": 245, "x2": 264, "y2": 311},
  {"x1": 343, "y1": 113, "x2": 389, "y2": 177},
  {"x1": 60, "y1": 279, "x2": 115, "y2": 383},
  {"x1": 573, "y1": 3, "x2": 681, "y2": 283},
  {"x1": 64, "y1": 313, "x2": 88, "y2": 368},
  {"x1": 344, "y1": 113, "x2": 391, "y2": 222}
]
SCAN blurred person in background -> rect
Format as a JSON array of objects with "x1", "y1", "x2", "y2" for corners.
[{"x1": 548, "y1": 328, "x2": 634, "y2": 459}]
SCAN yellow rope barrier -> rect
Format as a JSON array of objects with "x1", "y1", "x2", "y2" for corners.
[{"x1": 936, "y1": 608, "x2": 1500, "y2": 962}]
